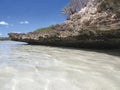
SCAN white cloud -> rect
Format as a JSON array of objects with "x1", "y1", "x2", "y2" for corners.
[
  {"x1": 0, "y1": 21, "x2": 9, "y2": 25},
  {"x1": 20, "y1": 21, "x2": 29, "y2": 24},
  {"x1": 0, "y1": 33, "x2": 2, "y2": 36},
  {"x1": 12, "y1": 31, "x2": 21, "y2": 33}
]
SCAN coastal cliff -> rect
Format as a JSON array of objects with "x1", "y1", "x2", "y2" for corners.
[{"x1": 9, "y1": 0, "x2": 120, "y2": 48}]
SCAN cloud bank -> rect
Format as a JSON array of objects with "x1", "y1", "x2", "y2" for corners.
[{"x1": 0, "y1": 21, "x2": 9, "y2": 25}]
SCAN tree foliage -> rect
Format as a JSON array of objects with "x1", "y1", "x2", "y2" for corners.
[{"x1": 62, "y1": 0, "x2": 89, "y2": 19}]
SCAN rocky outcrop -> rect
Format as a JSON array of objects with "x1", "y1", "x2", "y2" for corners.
[
  {"x1": 65, "y1": 0, "x2": 120, "y2": 31},
  {"x1": 9, "y1": 0, "x2": 120, "y2": 48}
]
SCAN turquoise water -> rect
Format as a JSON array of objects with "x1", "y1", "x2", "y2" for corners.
[{"x1": 0, "y1": 41, "x2": 120, "y2": 90}]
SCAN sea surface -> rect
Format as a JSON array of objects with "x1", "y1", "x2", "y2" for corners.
[{"x1": 0, "y1": 41, "x2": 120, "y2": 90}]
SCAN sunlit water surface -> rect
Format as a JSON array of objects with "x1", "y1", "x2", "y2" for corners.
[{"x1": 0, "y1": 41, "x2": 120, "y2": 90}]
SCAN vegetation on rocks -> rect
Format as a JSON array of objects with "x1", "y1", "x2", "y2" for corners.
[{"x1": 34, "y1": 26, "x2": 53, "y2": 32}]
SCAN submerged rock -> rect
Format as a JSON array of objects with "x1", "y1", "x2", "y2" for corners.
[{"x1": 9, "y1": 0, "x2": 120, "y2": 48}]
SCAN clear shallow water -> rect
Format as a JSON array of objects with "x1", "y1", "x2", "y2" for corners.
[{"x1": 0, "y1": 41, "x2": 120, "y2": 90}]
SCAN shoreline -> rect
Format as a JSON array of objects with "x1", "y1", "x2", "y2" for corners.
[
  {"x1": 0, "y1": 37, "x2": 10, "y2": 41},
  {"x1": 8, "y1": 29, "x2": 120, "y2": 49}
]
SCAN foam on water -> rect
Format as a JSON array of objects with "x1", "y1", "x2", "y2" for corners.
[{"x1": 0, "y1": 41, "x2": 120, "y2": 90}]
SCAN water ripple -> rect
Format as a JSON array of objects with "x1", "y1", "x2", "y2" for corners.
[{"x1": 0, "y1": 41, "x2": 120, "y2": 90}]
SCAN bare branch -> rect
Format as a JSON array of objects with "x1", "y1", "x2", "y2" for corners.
[{"x1": 62, "y1": 0, "x2": 90, "y2": 19}]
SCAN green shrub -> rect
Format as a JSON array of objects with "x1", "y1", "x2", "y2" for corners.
[{"x1": 34, "y1": 26, "x2": 52, "y2": 32}]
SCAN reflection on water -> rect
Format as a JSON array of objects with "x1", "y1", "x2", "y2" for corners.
[{"x1": 0, "y1": 41, "x2": 120, "y2": 90}]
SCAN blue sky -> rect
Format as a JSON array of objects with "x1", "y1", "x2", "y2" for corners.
[{"x1": 0, "y1": 0, "x2": 69, "y2": 36}]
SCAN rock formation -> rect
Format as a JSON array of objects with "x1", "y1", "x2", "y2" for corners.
[{"x1": 9, "y1": 0, "x2": 120, "y2": 48}]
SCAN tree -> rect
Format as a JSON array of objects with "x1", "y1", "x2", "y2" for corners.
[{"x1": 62, "y1": 0, "x2": 89, "y2": 19}]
